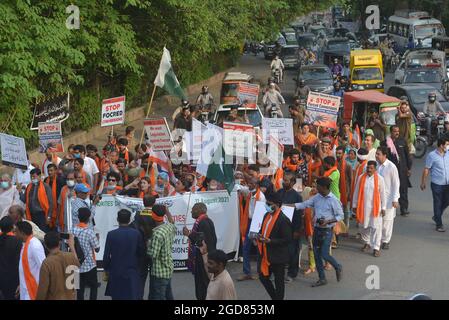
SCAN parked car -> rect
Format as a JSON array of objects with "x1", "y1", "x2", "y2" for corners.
[
  {"x1": 294, "y1": 64, "x2": 334, "y2": 94},
  {"x1": 387, "y1": 84, "x2": 449, "y2": 115},
  {"x1": 280, "y1": 45, "x2": 300, "y2": 69}
]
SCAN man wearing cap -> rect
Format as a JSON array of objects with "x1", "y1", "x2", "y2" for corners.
[
  {"x1": 71, "y1": 184, "x2": 100, "y2": 228},
  {"x1": 351, "y1": 148, "x2": 369, "y2": 204},
  {"x1": 173, "y1": 102, "x2": 192, "y2": 131},
  {"x1": 147, "y1": 204, "x2": 176, "y2": 300}
]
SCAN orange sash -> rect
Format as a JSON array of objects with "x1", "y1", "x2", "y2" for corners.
[
  {"x1": 307, "y1": 160, "x2": 322, "y2": 186},
  {"x1": 274, "y1": 168, "x2": 284, "y2": 190},
  {"x1": 142, "y1": 166, "x2": 156, "y2": 189},
  {"x1": 25, "y1": 182, "x2": 50, "y2": 221},
  {"x1": 239, "y1": 189, "x2": 261, "y2": 242},
  {"x1": 258, "y1": 209, "x2": 281, "y2": 277},
  {"x1": 22, "y1": 236, "x2": 38, "y2": 300},
  {"x1": 337, "y1": 159, "x2": 348, "y2": 206},
  {"x1": 351, "y1": 160, "x2": 367, "y2": 202},
  {"x1": 45, "y1": 177, "x2": 58, "y2": 227},
  {"x1": 296, "y1": 133, "x2": 317, "y2": 147},
  {"x1": 356, "y1": 173, "x2": 380, "y2": 224},
  {"x1": 283, "y1": 158, "x2": 301, "y2": 172},
  {"x1": 324, "y1": 165, "x2": 338, "y2": 177},
  {"x1": 139, "y1": 190, "x2": 158, "y2": 199}
]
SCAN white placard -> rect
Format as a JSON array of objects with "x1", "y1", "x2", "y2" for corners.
[
  {"x1": 223, "y1": 121, "x2": 255, "y2": 159},
  {"x1": 0, "y1": 133, "x2": 28, "y2": 170},
  {"x1": 267, "y1": 136, "x2": 284, "y2": 169},
  {"x1": 250, "y1": 201, "x2": 294, "y2": 234},
  {"x1": 144, "y1": 117, "x2": 174, "y2": 152},
  {"x1": 101, "y1": 96, "x2": 125, "y2": 127},
  {"x1": 262, "y1": 118, "x2": 294, "y2": 145}
]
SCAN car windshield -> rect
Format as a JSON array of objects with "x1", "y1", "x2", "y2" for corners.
[
  {"x1": 380, "y1": 107, "x2": 398, "y2": 126},
  {"x1": 221, "y1": 83, "x2": 238, "y2": 97},
  {"x1": 352, "y1": 68, "x2": 383, "y2": 81},
  {"x1": 282, "y1": 47, "x2": 298, "y2": 56},
  {"x1": 301, "y1": 68, "x2": 331, "y2": 80},
  {"x1": 216, "y1": 110, "x2": 262, "y2": 127},
  {"x1": 414, "y1": 24, "x2": 445, "y2": 38},
  {"x1": 284, "y1": 34, "x2": 297, "y2": 43},
  {"x1": 311, "y1": 28, "x2": 326, "y2": 36},
  {"x1": 298, "y1": 38, "x2": 314, "y2": 47},
  {"x1": 327, "y1": 42, "x2": 350, "y2": 51},
  {"x1": 404, "y1": 70, "x2": 442, "y2": 83},
  {"x1": 409, "y1": 89, "x2": 445, "y2": 104}
]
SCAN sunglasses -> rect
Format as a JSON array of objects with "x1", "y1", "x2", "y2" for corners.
[{"x1": 108, "y1": 179, "x2": 116, "y2": 182}]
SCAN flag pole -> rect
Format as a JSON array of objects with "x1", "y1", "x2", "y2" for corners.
[{"x1": 139, "y1": 85, "x2": 158, "y2": 147}]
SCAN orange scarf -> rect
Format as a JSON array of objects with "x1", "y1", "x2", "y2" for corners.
[
  {"x1": 25, "y1": 182, "x2": 50, "y2": 221},
  {"x1": 22, "y1": 236, "x2": 38, "y2": 300},
  {"x1": 141, "y1": 166, "x2": 156, "y2": 189},
  {"x1": 356, "y1": 173, "x2": 380, "y2": 224},
  {"x1": 77, "y1": 169, "x2": 88, "y2": 185},
  {"x1": 297, "y1": 133, "x2": 317, "y2": 147},
  {"x1": 121, "y1": 149, "x2": 130, "y2": 164},
  {"x1": 324, "y1": 165, "x2": 338, "y2": 177},
  {"x1": 274, "y1": 168, "x2": 284, "y2": 190},
  {"x1": 45, "y1": 177, "x2": 58, "y2": 227},
  {"x1": 258, "y1": 209, "x2": 281, "y2": 277},
  {"x1": 307, "y1": 160, "x2": 322, "y2": 186},
  {"x1": 304, "y1": 208, "x2": 314, "y2": 237},
  {"x1": 139, "y1": 190, "x2": 158, "y2": 199},
  {"x1": 239, "y1": 189, "x2": 261, "y2": 242},
  {"x1": 283, "y1": 158, "x2": 301, "y2": 172},
  {"x1": 351, "y1": 160, "x2": 367, "y2": 202},
  {"x1": 337, "y1": 158, "x2": 348, "y2": 206}
]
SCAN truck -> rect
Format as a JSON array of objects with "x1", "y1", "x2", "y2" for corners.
[{"x1": 349, "y1": 49, "x2": 384, "y2": 92}]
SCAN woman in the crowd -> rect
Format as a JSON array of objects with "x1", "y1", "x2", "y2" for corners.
[
  {"x1": 120, "y1": 176, "x2": 158, "y2": 198},
  {"x1": 0, "y1": 174, "x2": 24, "y2": 219}
]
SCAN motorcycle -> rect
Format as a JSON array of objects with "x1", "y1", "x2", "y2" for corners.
[
  {"x1": 272, "y1": 68, "x2": 281, "y2": 84},
  {"x1": 270, "y1": 103, "x2": 279, "y2": 118},
  {"x1": 416, "y1": 112, "x2": 446, "y2": 147},
  {"x1": 198, "y1": 104, "x2": 214, "y2": 124}
]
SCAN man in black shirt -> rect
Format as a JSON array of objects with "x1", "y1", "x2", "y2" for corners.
[{"x1": 174, "y1": 104, "x2": 192, "y2": 131}]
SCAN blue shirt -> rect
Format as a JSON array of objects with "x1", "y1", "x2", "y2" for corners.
[
  {"x1": 295, "y1": 192, "x2": 344, "y2": 228},
  {"x1": 425, "y1": 149, "x2": 449, "y2": 185}
]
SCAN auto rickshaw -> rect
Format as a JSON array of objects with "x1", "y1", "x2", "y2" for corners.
[{"x1": 220, "y1": 72, "x2": 254, "y2": 105}]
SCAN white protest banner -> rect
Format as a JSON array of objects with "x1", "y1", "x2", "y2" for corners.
[
  {"x1": 38, "y1": 122, "x2": 64, "y2": 153},
  {"x1": 262, "y1": 118, "x2": 294, "y2": 145},
  {"x1": 101, "y1": 96, "x2": 125, "y2": 127},
  {"x1": 144, "y1": 118, "x2": 173, "y2": 152},
  {"x1": 267, "y1": 136, "x2": 284, "y2": 169},
  {"x1": 305, "y1": 91, "x2": 340, "y2": 129},
  {"x1": 96, "y1": 191, "x2": 240, "y2": 270},
  {"x1": 182, "y1": 118, "x2": 204, "y2": 162},
  {"x1": 223, "y1": 121, "x2": 255, "y2": 159},
  {"x1": 0, "y1": 133, "x2": 28, "y2": 170},
  {"x1": 250, "y1": 201, "x2": 294, "y2": 234}
]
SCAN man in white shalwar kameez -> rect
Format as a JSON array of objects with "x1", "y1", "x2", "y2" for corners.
[
  {"x1": 352, "y1": 161, "x2": 386, "y2": 257},
  {"x1": 376, "y1": 147, "x2": 400, "y2": 250}
]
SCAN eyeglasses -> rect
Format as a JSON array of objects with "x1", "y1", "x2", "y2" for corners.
[{"x1": 108, "y1": 179, "x2": 116, "y2": 182}]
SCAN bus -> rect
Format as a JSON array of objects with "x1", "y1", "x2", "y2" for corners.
[{"x1": 387, "y1": 10, "x2": 446, "y2": 52}]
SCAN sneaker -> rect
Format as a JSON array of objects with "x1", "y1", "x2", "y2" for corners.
[
  {"x1": 311, "y1": 279, "x2": 328, "y2": 287},
  {"x1": 381, "y1": 243, "x2": 390, "y2": 250},
  {"x1": 336, "y1": 266, "x2": 342, "y2": 282},
  {"x1": 238, "y1": 257, "x2": 243, "y2": 263},
  {"x1": 436, "y1": 226, "x2": 446, "y2": 232},
  {"x1": 237, "y1": 274, "x2": 254, "y2": 281}
]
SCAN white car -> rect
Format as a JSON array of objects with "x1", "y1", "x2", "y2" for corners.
[{"x1": 394, "y1": 60, "x2": 405, "y2": 84}]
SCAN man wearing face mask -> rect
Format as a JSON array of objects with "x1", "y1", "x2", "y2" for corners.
[
  {"x1": 57, "y1": 171, "x2": 77, "y2": 232},
  {"x1": 19, "y1": 169, "x2": 53, "y2": 232},
  {"x1": 71, "y1": 184, "x2": 100, "y2": 229},
  {"x1": 423, "y1": 92, "x2": 445, "y2": 141},
  {"x1": 101, "y1": 172, "x2": 123, "y2": 195},
  {"x1": 72, "y1": 145, "x2": 99, "y2": 194},
  {"x1": 0, "y1": 174, "x2": 24, "y2": 219}
]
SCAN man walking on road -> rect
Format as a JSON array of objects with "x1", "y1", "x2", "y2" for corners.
[
  {"x1": 421, "y1": 138, "x2": 449, "y2": 232},
  {"x1": 376, "y1": 147, "x2": 400, "y2": 249},
  {"x1": 352, "y1": 161, "x2": 386, "y2": 257}
]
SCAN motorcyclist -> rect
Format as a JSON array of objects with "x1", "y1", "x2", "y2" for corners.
[
  {"x1": 270, "y1": 55, "x2": 285, "y2": 83},
  {"x1": 172, "y1": 99, "x2": 190, "y2": 122},
  {"x1": 383, "y1": 44, "x2": 396, "y2": 71},
  {"x1": 264, "y1": 77, "x2": 281, "y2": 93},
  {"x1": 423, "y1": 92, "x2": 445, "y2": 139},
  {"x1": 196, "y1": 85, "x2": 214, "y2": 108},
  {"x1": 331, "y1": 58, "x2": 343, "y2": 77},
  {"x1": 307, "y1": 48, "x2": 317, "y2": 64},
  {"x1": 331, "y1": 82, "x2": 344, "y2": 99},
  {"x1": 298, "y1": 46, "x2": 309, "y2": 65},
  {"x1": 294, "y1": 78, "x2": 310, "y2": 100},
  {"x1": 263, "y1": 83, "x2": 285, "y2": 117}
]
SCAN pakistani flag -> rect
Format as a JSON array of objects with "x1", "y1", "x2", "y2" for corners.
[
  {"x1": 154, "y1": 47, "x2": 186, "y2": 100},
  {"x1": 196, "y1": 123, "x2": 235, "y2": 194}
]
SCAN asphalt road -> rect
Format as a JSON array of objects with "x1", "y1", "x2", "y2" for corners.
[{"x1": 94, "y1": 54, "x2": 448, "y2": 300}]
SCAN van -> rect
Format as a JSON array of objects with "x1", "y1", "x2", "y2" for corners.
[{"x1": 349, "y1": 49, "x2": 384, "y2": 92}]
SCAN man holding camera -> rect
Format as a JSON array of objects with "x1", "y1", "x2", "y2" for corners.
[
  {"x1": 183, "y1": 202, "x2": 217, "y2": 300},
  {"x1": 294, "y1": 177, "x2": 344, "y2": 287}
]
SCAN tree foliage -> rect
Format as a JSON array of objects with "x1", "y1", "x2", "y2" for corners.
[{"x1": 0, "y1": 0, "x2": 336, "y2": 147}]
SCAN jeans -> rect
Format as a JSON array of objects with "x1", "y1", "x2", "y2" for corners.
[
  {"x1": 313, "y1": 227, "x2": 341, "y2": 281},
  {"x1": 287, "y1": 239, "x2": 300, "y2": 278},
  {"x1": 430, "y1": 183, "x2": 449, "y2": 227},
  {"x1": 149, "y1": 276, "x2": 174, "y2": 300},
  {"x1": 259, "y1": 263, "x2": 286, "y2": 300},
  {"x1": 242, "y1": 224, "x2": 253, "y2": 275},
  {"x1": 77, "y1": 268, "x2": 98, "y2": 300}
]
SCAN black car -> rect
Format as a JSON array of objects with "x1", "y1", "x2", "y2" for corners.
[
  {"x1": 387, "y1": 84, "x2": 449, "y2": 115},
  {"x1": 263, "y1": 42, "x2": 277, "y2": 60},
  {"x1": 280, "y1": 45, "x2": 300, "y2": 69},
  {"x1": 297, "y1": 33, "x2": 315, "y2": 49},
  {"x1": 323, "y1": 37, "x2": 351, "y2": 67},
  {"x1": 294, "y1": 64, "x2": 334, "y2": 94},
  {"x1": 402, "y1": 68, "x2": 445, "y2": 91}
]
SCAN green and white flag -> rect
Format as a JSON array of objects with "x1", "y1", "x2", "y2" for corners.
[
  {"x1": 196, "y1": 123, "x2": 235, "y2": 194},
  {"x1": 154, "y1": 47, "x2": 186, "y2": 100}
]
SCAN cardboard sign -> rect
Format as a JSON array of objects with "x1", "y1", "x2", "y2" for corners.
[
  {"x1": 38, "y1": 122, "x2": 64, "y2": 153},
  {"x1": 262, "y1": 118, "x2": 294, "y2": 145},
  {"x1": 144, "y1": 118, "x2": 174, "y2": 151},
  {"x1": 267, "y1": 136, "x2": 284, "y2": 169},
  {"x1": 31, "y1": 93, "x2": 70, "y2": 130},
  {"x1": 223, "y1": 121, "x2": 255, "y2": 159},
  {"x1": 305, "y1": 92, "x2": 340, "y2": 129},
  {"x1": 250, "y1": 201, "x2": 295, "y2": 234},
  {"x1": 237, "y1": 83, "x2": 260, "y2": 109},
  {"x1": 101, "y1": 96, "x2": 125, "y2": 127},
  {"x1": 0, "y1": 133, "x2": 28, "y2": 170}
]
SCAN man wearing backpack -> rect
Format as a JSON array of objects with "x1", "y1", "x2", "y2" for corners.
[{"x1": 73, "y1": 208, "x2": 100, "y2": 300}]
